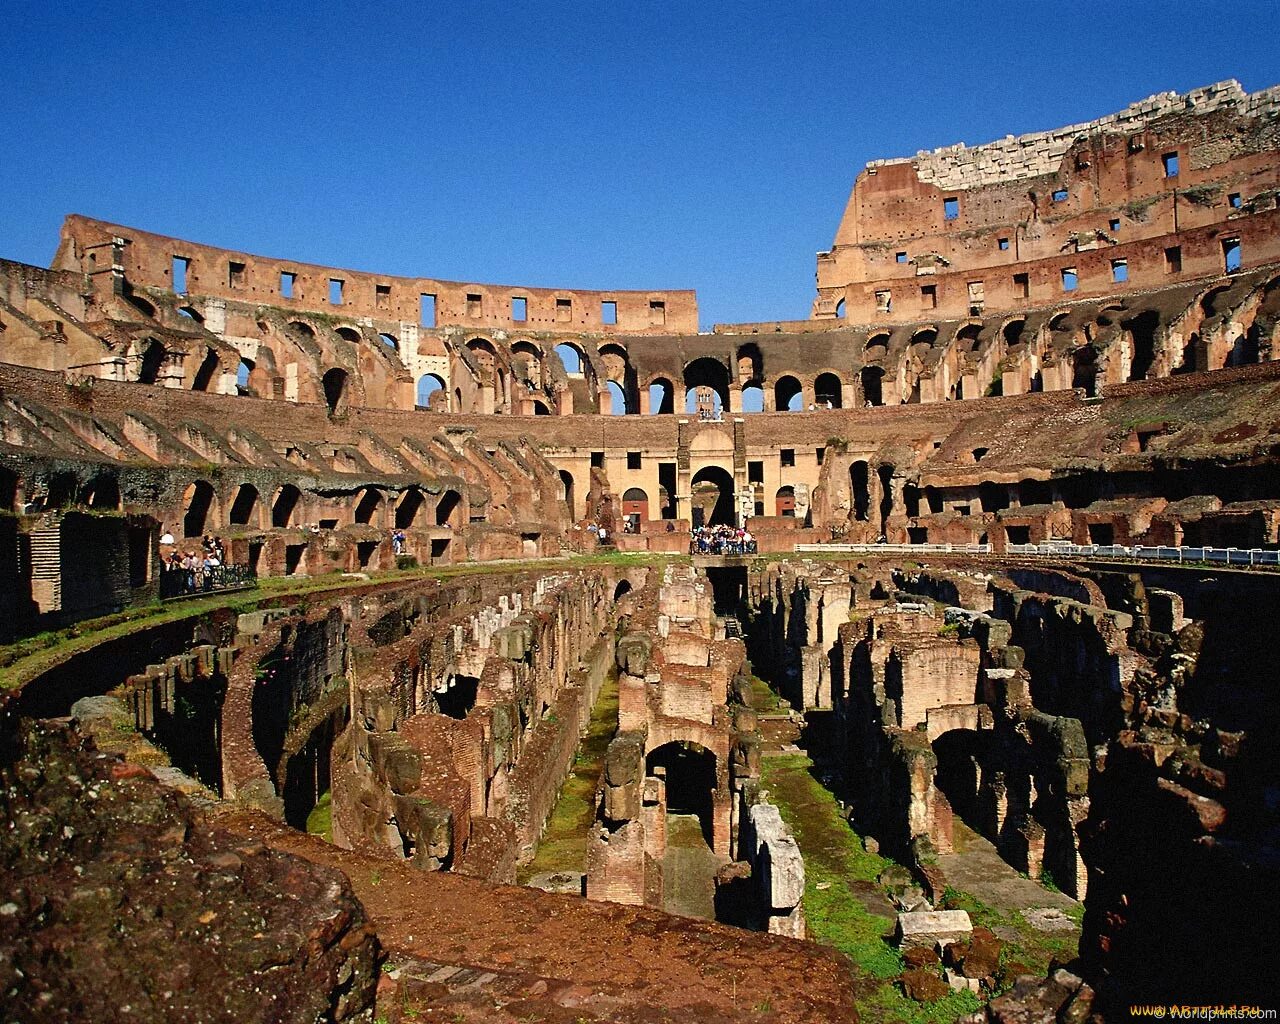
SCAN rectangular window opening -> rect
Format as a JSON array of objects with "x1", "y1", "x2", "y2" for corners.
[
  {"x1": 1162, "y1": 151, "x2": 1180, "y2": 178},
  {"x1": 228, "y1": 260, "x2": 246, "y2": 289},
  {"x1": 626, "y1": 451, "x2": 641, "y2": 470},
  {"x1": 997, "y1": 238, "x2": 1009, "y2": 251},
  {"x1": 1109, "y1": 218, "x2": 1121, "y2": 232},
  {"x1": 1052, "y1": 188, "x2": 1069, "y2": 203},
  {"x1": 876, "y1": 289, "x2": 893, "y2": 313},
  {"x1": 1111, "y1": 259, "x2": 1128, "y2": 284},
  {"x1": 780, "y1": 448, "x2": 795, "y2": 468},
  {"x1": 329, "y1": 278, "x2": 344, "y2": 305},
  {"x1": 420, "y1": 293, "x2": 436, "y2": 328},
  {"x1": 748, "y1": 460, "x2": 764, "y2": 483},
  {"x1": 1229, "y1": 193, "x2": 1242, "y2": 209},
  {"x1": 1165, "y1": 246, "x2": 1182, "y2": 274},
  {"x1": 602, "y1": 300, "x2": 617, "y2": 325},
  {"x1": 375, "y1": 284, "x2": 390, "y2": 309},
  {"x1": 1061, "y1": 268, "x2": 1078, "y2": 292},
  {"x1": 511, "y1": 296, "x2": 527, "y2": 321},
  {"x1": 920, "y1": 285, "x2": 936, "y2": 309},
  {"x1": 1013, "y1": 272, "x2": 1030, "y2": 298},
  {"x1": 466, "y1": 292, "x2": 482, "y2": 316},
  {"x1": 943, "y1": 197, "x2": 959, "y2": 220},
  {"x1": 649, "y1": 299, "x2": 666, "y2": 326},
  {"x1": 816, "y1": 446, "x2": 826, "y2": 465},
  {"x1": 590, "y1": 450, "x2": 604, "y2": 469},
  {"x1": 172, "y1": 255, "x2": 189, "y2": 294},
  {"x1": 895, "y1": 251, "x2": 908, "y2": 263},
  {"x1": 1223, "y1": 238, "x2": 1241, "y2": 273},
  {"x1": 556, "y1": 297, "x2": 572, "y2": 323},
  {"x1": 280, "y1": 271, "x2": 295, "y2": 298}
]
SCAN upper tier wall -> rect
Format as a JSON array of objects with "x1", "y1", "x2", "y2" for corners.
[
  {"x1": 54, "y1": 215, "x2": 699, "y2": 335},
  {"x1": 816, "y1": 80, "x2": 1280, "y2": 322}
]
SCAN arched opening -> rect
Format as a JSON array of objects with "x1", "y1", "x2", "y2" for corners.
[
  {"x1": 395, "y1": 488, "x2": 424, "y2": 529},
  {"x1": 177, "y1": 305, "x2": 204, "y2": 324},
  {"x1": 835, "y1": 298, "x2": 846, "y2": 319},
  {"x1": 1003, "y1": 319, "x2": 1026, "y2": 347},
  {"x1": 47, "y1": 472, "x2": 77, "y2": 509},
  {"x1": 453, "y1": 387, "x2": 463, "y2": 411},
  {"x1": 127, "y1": 294, "x2": 157, "y2": 318},
  {"x1": 228, "y1": 483, "x2": 260, "y2": 526},
  {"x1": 379, "y1": 333, "x2": 399, "y2": 351},
  {"x1": 690, "y1": 465, "x2": 735, "y2": 527},
  {"x1": 850, "y1": 461, "x2": 870, "y2": 521},
  {"x1": 287, "y1": 321, "x2": 316, "y2": 343},
  {"x1": 878, "y1": 464, "x2": 896, "y2": 536},
  {"x1": 236, "y1": 359, "x2": 254, "y2": 393},
  {"x1": 1071, "y1": 347, "x2": 1098, "y2": 397},
  {"x1": 648, "y1": 378, "x2": 674, "y2": 415},
  {"x1": 322, "y1": 368, "x2": 348, "y2": 415},
  {"x1": 860, "y1": 366, "x2": 885, "y2": 406},
  {"x1": 613, "y1": 579, "x2": 633, "y2": 602},
  {"x1": 272, "y1": 484, "x2": 301, "y2": 528},
  {"x1": 1124, "y1": 310, "x2": 1160, "y2": 381},
  {"x1": 932, "y1": 728, "x2": 988, "y2": 841},
  {"x1": 138, "y1": 340, "x2": 166, "y2": 384},
  {"x1": 606, "y1": 380, "x2": 628, "y2": 415},
  {"x1": 956, "y1": 323, "x2": 983, "y2": 353},
  {"x1": 775, "y1": 485, "x2": 796, "y2": 517},
  {"x1": 436, "y1": 489, "x2": 461, "y2": 527},
  {"x1": 559, "y1": 470, "x2": 575, "y2": 519},
  {"x1": 864, "y1": 334, "x2": 890, "y2": 360},
  {"x1": 555, "y1": 342, "x2": 584, "y2": 375},
  {"x1": 978, "y1": 482, "x2": 1009, "y2": 513},
  {"x1": 79, "y1": 474, "x2": 120, "y2": 510},
  {"x1": 621, "y1": 486, "x2": 649, "y2": 533},
  {"x1": 741, "y1": 385, "x2": 764, "y2": 412},
  {"x1": 416, "y1": 373, "x2": 445, "y2": 409},
  {"x1": 354, "y1": 488, "x2": 383, "y2": 526},
  {"x1": 182, "y1": 481, "x2": 216, "y2": 538},
  {"x1": 191, "y1": 349, "x2": 220, "y2": 392},
  {"x1": 647, "y1": 741, "x2": 717, "y2": 849},
  {"x1": 1226, "y1": 332, "x2": 1259, "y2": 367},
  {"x1": 531, "y1": 399, "x2": 550, "y2": 415},
  {"x1": 685, "y1": 386, "x2": 723, "y2": 418},
  {"x1": 335, "y1": 326, "x2": 361, "y2": 344},
  {"x1": 683, "y1": 357, "x2": 730, "y2": 414},
  {"x1": 436, "y1": 675, "x2": 479, "y2": 720},
  {"x1": 775, "y1": 375, "x2": 803, "y2": 412},
  {"x1": 814, "y1": 372, "x2": 842, "y2": 408}
]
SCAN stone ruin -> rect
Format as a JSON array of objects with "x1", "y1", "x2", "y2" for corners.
[{"x1": 1, "y1": 79, "x2": 1279, "y2": 1021}]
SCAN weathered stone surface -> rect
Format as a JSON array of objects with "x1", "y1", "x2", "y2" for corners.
[
  {"x1": 896, "y1": 909, "x2": 973, "y2": 948},
  {"x1": 615, "y1": 633, "x2": 653, "y2": 677},
  {"x1": 0, "y1": 720, "x2": 378, "y2": 1023},
  {"x1": 901, "y1": 967, "x2": 950, "y2": 1002},
  {"x1": 748, "y1": 803, "x2": 805, "y2": 910}
]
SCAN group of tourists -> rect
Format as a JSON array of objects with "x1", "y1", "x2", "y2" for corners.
[
  {"x1": 690, "y1": 524, "x2": 756, "y2": 555},
  {"x1": 160, "y1": 534, "x2": 236, "y2": 597}
]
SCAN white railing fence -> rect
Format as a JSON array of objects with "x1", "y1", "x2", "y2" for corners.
[{"x1": 793, "y1": 541, "x2": 1280, "y2": 567}]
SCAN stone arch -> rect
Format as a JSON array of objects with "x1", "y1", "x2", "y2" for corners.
[
  {"x1": 774, "y1": 374, "x2": 803, "y2": 412},
  {"x1": 127, "y1": 294, "x2": 157, "y2": 318},
  {"x1": 850, "y1": 461, "x2": 871, "y2": 521},
  {"x1": 395, "y1": 487, "x2": 425, "y2": 529},
  {"x1": 228, "y1": 483, "x2": 260, "y2": 527},
  {"x1": 775, "y1": 484, "x2": 796, "y2": 517},
  {"x1": 622, "y1": 486, "x2": 649, "y2": 526},
  {"x1": 559, "y1": 470, "x2": 576, "y2": 520},
  {"x1": 435, "y1": 489, "x2": 462, "y2": 528},
  {"x1": 598, "y1": 342, "x2": 638, "y2": 413},
  {"x1": 690, "y1": 465, "x2": 735, "y2": 527},
  {"x1": 182, "y1": 480, "x2": 217, "y2": 538},
  {"x1": 191, "y1": 348, "x2": 220, "y2": 392},
  {"x1": 613, "y1": 579, "x2": 633, "y2": 602},
  {"x1": 736, "y1": 342, "x2": 763, "y2": 386},
  {"x1": 682, "y1": 357, "x2": 730, "y2": 411},
  {"x1": 647, "y1": 376, "x2": 675, "y2": 415},
  {"x1": 353, "y1": 487, "x2": 384, "y2": 526},
  {"x1": 814, "y1": 371, "x2": 843, "y2": 408},
  {"x1": 79, "y1": 473, "x2": 120, "y2": 510},
  {"x1": 1123, "y1": 309, "x2": 1161, "y2": 380},
  {"x1": 335, "y1": 326, "x2": 361, "y2": 344},
  {"x1": 177, "y1": 305, "x2": 204, "y2": 323},
  {"x1": 379, "y1": 332, "x2": 399, "y2": 350},
  {"x1": 416, "y1": 373, "x2": 446, "y2": 409},
  {"x1": 272, "y1": 484, "x2": 302, "y2": 528},
  {"x1": 864, "y1": 333, "x2": 890, "y2": 360},
  {"x1": 554, "y1": 342, "x2": 585, "y2": 375},
  {"x1": 138, "y1": 339, "x2": 166, "y2": 384},
  {"x1": 321, "y1": 367, "x2": 348, "y2": 415},
  {"x1": 646, "y1": 741, "x2": 719, "y2": 849},
  {"x1": 860, "y1": 366, "x2": 885, "y2": 406},
  {"x1": 236, "y1": 358, "x2": 254, "y2": 392},
  {"x1": 956, "y1": 323, "x2": 983, "y2": 353},
  {"x1": 605, "y1": 380, "x2": 630, "y2": 415}
]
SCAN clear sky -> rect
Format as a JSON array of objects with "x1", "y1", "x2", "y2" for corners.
[{"x1": 3, "y1": 1, "x2": 1279, "y2": 328}]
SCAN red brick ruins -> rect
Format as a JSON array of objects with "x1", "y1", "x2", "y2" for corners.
[{"x1": 2, "y1": 80, "x2": 1279, "y2": 1022}]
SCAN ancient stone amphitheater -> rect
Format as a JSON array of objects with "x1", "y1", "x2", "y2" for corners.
[{"x1": 2, "y1": 80, "x2": 1278, "y2": 1023}]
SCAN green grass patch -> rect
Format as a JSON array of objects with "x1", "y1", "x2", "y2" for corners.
[
  {"x1": 306, "y1": 791, "x2": 333, "y2": 842},
  {"x1": 762, "y1": 753, "x2": 982, "y2": 1023},
  {"x1": 518, "y1": 671, "x2": 620, "y2": 883}
]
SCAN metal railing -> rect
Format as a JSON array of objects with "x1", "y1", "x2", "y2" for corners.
[
  {"x1": 794, "y1": 541, "x2": 1280, "y2": 567},
  {"x1": 159, "y1": 563, "x2": 258, "y2": 600}
]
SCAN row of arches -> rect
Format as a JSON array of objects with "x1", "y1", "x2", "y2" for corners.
[{"x1": 180, "y1": 481, "x2": 462, "y2": 538}]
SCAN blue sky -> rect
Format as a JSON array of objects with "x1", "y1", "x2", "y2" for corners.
[{"x1": 3, "y1": 1, "x2": 1279, "y2": 328}]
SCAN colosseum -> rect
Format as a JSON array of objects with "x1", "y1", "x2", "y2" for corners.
[{"x1": 2, "y1": 79, "x2": 1278, "y2": 1023}]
